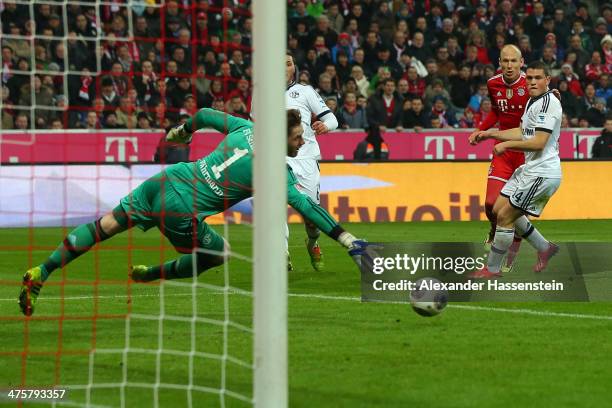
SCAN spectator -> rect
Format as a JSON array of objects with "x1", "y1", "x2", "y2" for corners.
[
  {"x1": 601, "y1": 35, "x2": 612, "y2": 66},
  {"x1": 468, "y1": 82, "x2": 489, "y2": 112},
  {"x1": 397, "y1": 78, "x2": 411, "y2": 100},
  {"x1": 134, "y1": 60, "x2": 158, "y2": 106},
  {"x1": 540, "y1": 44, "x2": 562, "y2": 78},
  {"x1": 580, "y1": 83, "x2": 598, "y2": 115},
  {"x1": 316, "y1": 72, "x2": 341, "y2": 101},
  {"x1": 543, "y1": 32, "x2": 566, "y2": 63},
  {"x1": 1, "y1": 85, "x2": 14, "y2": 128},
  {"x1": 450, "y1": 64, "x2": 473, "y2": 109},
  {"x1": 517, "y1": 35, "x2": 534, "y2": 64},
  {"x1": 584, "y1": 98, "x2": 607, "y2": 127},
  {"x1": 14, "y1": 112, "x2": 29, "y2": 130},
  {"x1": 372, "y1": 1, "x2": 394, "y2": 40},
  {"x1": 430, "y1": 96, "x2": 457, "y2": 128},
  {"x1": 467, "y1": 31, "x2": 491, "y2": 65},
  {"x1": 331, "y1": 32, "x2": 353, "y2": 64},
  {"x1": 367, "y1": 78, "x2": 403, "y2": 131},
  {"x1": 351, "y1": 65, "x2": 370, "y2": 96},
  {"x1": 308, "y1": 15, "x2": 338, "y2": 50},
  {"x1": 335, "y1": 52, "x2": 352, "y2": 84},
  {"x1": 591, "y1": 18, "x2": 609, "y2": 54},
  {"x1": 446, "y1": 36, "x2": 465, "y2": 66},
  {"x1": 558, "y1": 63, "x2": 584, "y2": 97},
  {"x1": 103, "y1": 111, "x2": 121, "y2": 129},
  {"x1": 591, "y1": 116, "x2": 612, "y2": 158},
  {"x1": 402, "y1": 96, "x2": 428, "y2": 131},
  {"x1": 403, "y1": 66, "x2": 426, "y2": 99},
  {"x1": 115, "y1": 96, "x2": 137, "y2": 128},
  {"x1": 423, "y1": 78, "x2": 452, "y2": 110},
  {"x1": 459, "y1": 107, "x2": 478, "y2": 129},
  {"x1": 85, "y1": 111, "x2": 101, "y2": 130},
  {"x1": 585, "y1": 51, "x2": 610, "y2": 82},
  {"x1": 353, "y1": 126, "x2": 389, "y2": 161},
  {"x1": 557, "y1": 79, "x2": 581, "y2": 125},
  {"x1": 474, "y1": 97, "x2": 493, "y2": 125},
  {"x1": 390, "y1": 30, "x2": 408, "y2": 65},
  {"x1": 435, "y1": 47, "x2": 457, "y2": 79},
  {"x1": 50, "y1": 118, "x2": 63, "y2": 129},
  {"x1": 100, "y1": 76, "x2": 120, "y2": 108},
  {"x1": 200, "y1": 79, "x2": 224, "y2": 108},
  {"x1": 408, "y1": 32, "x2": 431, "y2": 63},
  {"x1": 523, "y1": 2, "x2": 547, "y2": 51},
  {"x1": 3, "y1": 22, "x2": 31, "y2": 60},
  {"x1": 18, "y1": 75, "x2": 55, "y2": 128},
  {"x1": 553, "y1": 8, "x2": 571, "y2": 49},
  {"x1": 338, "y1": 92, "x2": 368, "y2": 129},
  {"x1": 362, "y1": 31, "x2": 381, "y2": 69},
  {"x1": 571, "y1": 19, "x2": 593, "y2": 54},
  {"x1": 298, "y1": 69, "x2": 311, "y2": 85},
  {"x1": 225, "y1": 95, "x2": 248, "y2": 119},
  {"x1": 595, "y1": 73, "x2": 612, "y2": 105},
  {"x1": 566, "y1": 34, "x2": 591, "y2": 74},
  {"x1": 414, "y1": 16, "x2": 435, "y2": 47},
  {"x1": 137, "y1": 112, "x2": 152, "y2": 130},
  {"x1": 345, "y1": 18, "x2": 362, "y2": 49},
  {"x1": 437, "y1": 18, "x2": 464, "y2": 51},
  {"x1": 326, "y1": 3, "x2": 344, "y2": 34}
]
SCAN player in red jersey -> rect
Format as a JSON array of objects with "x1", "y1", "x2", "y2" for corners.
[{"x1": 469, "y1": 45, "x2": 528, "y2": 272}]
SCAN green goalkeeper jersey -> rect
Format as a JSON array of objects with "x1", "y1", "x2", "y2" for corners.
[{"x1": 167, "y1": 108, "x2": 339, "y2": 235}]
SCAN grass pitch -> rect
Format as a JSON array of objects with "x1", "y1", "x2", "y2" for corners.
[{"x1": 1, "y1": 220, "x2": 612, "y2": 407}]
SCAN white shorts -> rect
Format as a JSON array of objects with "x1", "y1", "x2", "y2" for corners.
[
  {"x1": 287, "y1": 157, "x2": 320, "y2": 204},
  {"x1": 500, "y1": 165, "x2": 561, "y2": 217}
]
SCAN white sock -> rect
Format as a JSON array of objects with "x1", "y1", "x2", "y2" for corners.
[
  {"x1": 514, "y1": 216, "x2": 549, "y2": 252},
  {"x1": 285, "y1": 222, "x2": 289, "y2": 252},
  {"x1": 488, "y1": 227, "x2": 515, "y2": 273}
]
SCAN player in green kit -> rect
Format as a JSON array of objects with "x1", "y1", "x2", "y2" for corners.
[{"x1": 18, "y1": 109, "x2": 370, "y2": 316}]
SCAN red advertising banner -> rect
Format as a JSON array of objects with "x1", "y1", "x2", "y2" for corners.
[{"x1": 0, "y1": 129, "x2": 602, "y2": 164}]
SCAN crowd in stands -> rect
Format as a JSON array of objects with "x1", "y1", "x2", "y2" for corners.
[{"x1": 1, "y1": 0, "x2": 611, "y2": 131}]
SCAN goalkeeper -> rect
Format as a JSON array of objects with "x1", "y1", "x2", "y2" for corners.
[{"x1": 19, "y1": 109, "x2": 370, "y2": 316}]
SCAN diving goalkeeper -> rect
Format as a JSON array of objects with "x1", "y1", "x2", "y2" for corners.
[{"x1": 19, "y1": 109, "x2": 369, "y2": 316}]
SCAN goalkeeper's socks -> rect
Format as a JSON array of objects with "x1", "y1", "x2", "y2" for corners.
[
  {"x1": 487, "y1": 227, "x2": 514, "y2": 273},
  {"x1": 305, "y1": 225, "x2": 320, "y2": 252},
  {"x1": 42, "y1": 219, "x2": 110, "y2": 280},
  {"x1": 147, "y1": 254, "x2": 217, "y2": 280},
  {"x1": 514, "y1": 216, "x2": 549, "y2": 251}
]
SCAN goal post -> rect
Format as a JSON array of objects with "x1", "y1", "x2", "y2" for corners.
[{"x1": 252, "y1": 0, "x2": 288, "y2": 406}]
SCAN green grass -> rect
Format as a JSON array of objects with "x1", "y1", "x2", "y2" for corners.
[{"x1": 1, "y1": 220, "x2": 612, "y2": 407}]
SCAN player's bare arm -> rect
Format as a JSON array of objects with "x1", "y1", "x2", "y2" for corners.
[
  {"x1": 469, "y1": 127, "x2": 522, "y2": 144},
  {"x1": 494, "y1": 131, "x2": 551, "y2": 155}
]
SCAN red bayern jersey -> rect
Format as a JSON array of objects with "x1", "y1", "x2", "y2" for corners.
[{"x1": 480, "y1": 72, "x2": 529, "y2": 132}]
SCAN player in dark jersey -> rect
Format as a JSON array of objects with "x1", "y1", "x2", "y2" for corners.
[{"x1": 18, "y1": 109, "x2": 369, "y2": 316}]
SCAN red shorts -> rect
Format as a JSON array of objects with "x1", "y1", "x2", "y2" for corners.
[{"x1": 488, "y1": 150, "x2": 525, "y2": 183}]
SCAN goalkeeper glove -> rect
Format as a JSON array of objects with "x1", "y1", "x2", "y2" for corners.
[{"x1": 166, "y1": 124, "x2": 192, "y2": 144}]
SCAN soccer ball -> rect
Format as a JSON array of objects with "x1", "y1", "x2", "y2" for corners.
[{"x1": 409, "y1": 277, "x2": 448, "y2": 317}]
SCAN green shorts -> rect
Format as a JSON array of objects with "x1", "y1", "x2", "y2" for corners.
[{"x1": 114, "y1": 170, "x2": 225, "y2": 254}]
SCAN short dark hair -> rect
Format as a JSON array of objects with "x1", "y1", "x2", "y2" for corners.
[
  {"x1": 287, "y1": 109, "x2": 301, "y2": 135},
  {"x1": 526, "y1": 60, "x2": 551, "y2": 76}
]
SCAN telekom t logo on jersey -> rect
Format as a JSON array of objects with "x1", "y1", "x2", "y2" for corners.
[
  {"x1": 105, "y1": 137, "x2": 139, "y2": 162},
  {"x1": 424, "y1": 136, "x2": 455, "y2": 159}
]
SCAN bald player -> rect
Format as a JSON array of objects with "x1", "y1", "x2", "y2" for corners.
[{"x1": 469, "y1": 45, "x2": 529, "y2": 272}]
